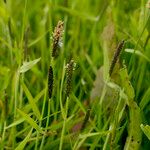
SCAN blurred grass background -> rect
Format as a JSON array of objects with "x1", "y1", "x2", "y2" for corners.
[{"x1": 0, "y1": 0, "x2": 150, "y2": 149}]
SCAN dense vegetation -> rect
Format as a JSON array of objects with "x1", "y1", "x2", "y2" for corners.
[{"x1": 0, "y1": 0, "x2": 150, "y2": 149}]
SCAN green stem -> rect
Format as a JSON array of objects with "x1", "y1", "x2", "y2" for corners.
[{"x1": 59, "y1": 97, "x2": 69, "y2": 150}]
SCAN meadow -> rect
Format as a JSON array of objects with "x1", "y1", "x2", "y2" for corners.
[{"x1": 0, "y1": 0, "x2": 150, "y2": 149}]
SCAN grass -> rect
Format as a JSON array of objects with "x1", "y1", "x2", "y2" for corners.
[{"x1": 0, "y1": 0, "x2": 150, "y2": 149}]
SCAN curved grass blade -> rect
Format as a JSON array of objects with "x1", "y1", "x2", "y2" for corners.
[
  {"x1": 17, "y1": 109, "x2": 42, "y2": 133},
  {"x1": 19, "y1": 58, "x2": 41, "y2": 73},
  {"x1": 5, "y1": 118, "x2": 25, "y2": 129},
  {"x1": 140, "y1": 124, "x2": 150, "y2": 140},
  {"x1": 21, "y1": 81, "x2": 41, "y2": 120},
  {"x1": 15, "y1": 128, "x2": 33, "y2": 150},
  {"x1": 125, "y1": 49, "x2": 150, "y2": 63},
  {"x1": 139, "y1": 87, "x2": 150, "y2": 110}
]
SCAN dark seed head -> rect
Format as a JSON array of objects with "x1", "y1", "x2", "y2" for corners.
[
  {"x1": 48, "y1": 66, "x2": 53, "y2": 99},
  {"x1": 66, "y1": 60, "x2": 74, "y2": 97},
  {"x1": 109, "y1": 40, "x2": 125, "y2": 76}
]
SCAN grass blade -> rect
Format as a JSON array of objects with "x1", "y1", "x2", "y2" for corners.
[
  {"x1": 21, "y1": 81, "x2": 41, "y2": 120},
  {"x1": 139, "y1": 87, "x2": 150, "y2": 110},
  {"x1": 125, "y1": 49, "x2": 150, "y2": 63},
  {"x1": 15, "y1": 128, "x2": 33, "y2": 150},
  {"x1": 19, "y1": 58, "x2": 41, "y2": 73},
  {"x1": 5, "y1": 118, "x2": 25, "y2": 129},
  {"x1": 17, "y1": 109, "x2": 42, "y2": 133},
  {"x1": 140, "y1": 124, "x2": 150, "y2": 140}
]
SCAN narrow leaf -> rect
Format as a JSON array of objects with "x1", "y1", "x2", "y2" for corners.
[
  {"x1": 17, "y1": 109, "x2": 42, "y2": 133},
  {"x1": 15, "y1": 128, "x2": 33, "y2": 150},
  {"x1": 79, "y1": 131, "x2": 110, "y2": 139},
  {"x1": 5, "y1": 118, "x2": 25, "y2": 129},
  {"x1": 19, "y1": 58, "x2": 41, "y2": 73},
  {"x1": 125, "y1": 49, "x2": 150, "y2": 63},
  {"x1": 140, "y1": 124, "x2": 150, "y2": 140},
  {"x1": 23, "y1": 89, "x2": 45, "y2": 113},
  {"x1": 139, "y1": 87, "x2": 150, "y2": 110},
  {"x1": 21, "y1": 81, "x2": 41, "y2": 120}
]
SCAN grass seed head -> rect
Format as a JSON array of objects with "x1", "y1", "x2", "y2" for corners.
[
  {"x1": 109, "y1": 40, "x2": 125, "y2": 76},
  {"x1": 66, "y1": 59, "x2": 74, "y2": 97},
  {"x1": 48, "y1": 66, "x2": 53, "y2": 99},
  {"x1": 52, "y1": 20, "x2": 64, "y2": 58}
]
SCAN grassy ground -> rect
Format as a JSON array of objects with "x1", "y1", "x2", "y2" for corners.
[{"x1": 0, "y1": 0, "x2": 150, "y2": 149}]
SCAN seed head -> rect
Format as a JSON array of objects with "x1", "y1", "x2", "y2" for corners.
[
  {"x1": 52, "y1": 20, "x2": 64, "y2": 58},
  {"x1": 109, "y1": 40, "x2": 125, "y2": 76},
  {"x1": 66, "y1": 60, "x2": 74, "y2": 97},
  {"x1": 48, "y1": 66, "x2": 53, "y2": 99}
]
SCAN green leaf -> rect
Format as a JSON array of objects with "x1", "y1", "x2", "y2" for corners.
[
  {"x1": 139, "y1": 87, "x2": 150, "y2": 110},
  {"x1": 125, "y1": 49, "x2": 150, "y2": 63},
  {"x1": 15, "y1": 128, "x2": 33, "y2": 150},
  {"x1": 21, "y1": 81, "x2": 41, "y2": 120},
  {"x1": 19, "y1": 58, "x2": 41, "y2": 73},
  {"x1": 79, "y1": 131, "x2": 110, "y2": 139},
  {"x1": 28, "y1": 30, "x2": 50, "y2": 47},
  {"x1": 140, "y1": 124, "x2": 150, "y2": 140},
  {"x1": 23, "y1": 89, "x2": 45, "y2": 113},
  {"x1": 119, "y1": 66, "x2": 135, "y2": 101},
  {"x1": 71, "y1": 94, "x2": 86, "y2": 113},
  {"x1": 17, "y1": 109, "x2": 42, "y2": 133},
  {"x1": 5, "y1": 118, "x2": 25, "y2": 129}
]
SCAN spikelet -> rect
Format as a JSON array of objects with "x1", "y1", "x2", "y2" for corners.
[
  {"x1": 48, "y1": 66, "x2": 53, "y2": 99},
  {"x1": 66, "y1": 60, "x2": 74, "y2": 97},
  {"x1": 109, "y1": 40, "x2": 125, "y2": 76},
  {"x1": 52, "y1": 21, "x2": 64, "y2": 58}
]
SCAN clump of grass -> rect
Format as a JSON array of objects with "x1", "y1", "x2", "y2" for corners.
[{"x1": 0, "y1": 1, "x2": 150, "y2": 149}]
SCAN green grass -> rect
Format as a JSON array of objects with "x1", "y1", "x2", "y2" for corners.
[{"x1": 0, "y1": 0, "x2": 150, "y2": 149}]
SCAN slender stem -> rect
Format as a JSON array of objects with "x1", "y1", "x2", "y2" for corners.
[
  {"x1": 35, "y1": 83, "x2": 47, "y2": 149},
  {"x1": 59, "y1": 97, "x2": 69, "y2": 150},
  {"x1": 40, "y1": 98, "x2": 51, "y2": 150}
]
